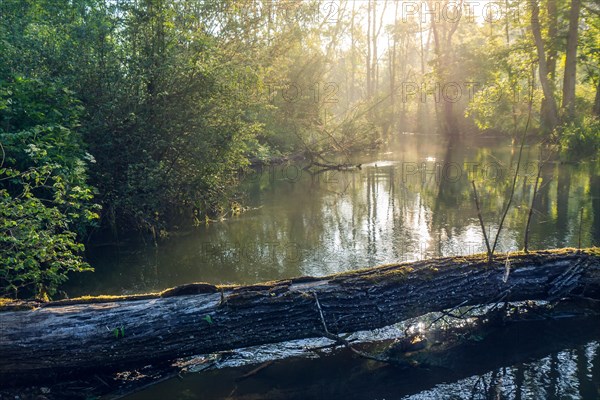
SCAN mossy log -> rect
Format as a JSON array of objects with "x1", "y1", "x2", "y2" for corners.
[{"x1": 1, "y1": 248, "x2": 600, "y2": 384}]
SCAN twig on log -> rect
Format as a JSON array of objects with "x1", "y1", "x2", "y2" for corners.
[
  {"x1": 448, "y1": 288, "x2": 512, "y2": 323},
  {"x1": 313, "y1": 293, "x2": 390, "y2": 364},
  {"x1": 524, "y1": 159, "x2": 542, "y2": 253},
  {"x1": 579, "y1": 207, "x2": 584, "y2": 251},
  {"x1": 471, "y1": 180, "x2": 492, "y2": 262},
  {"x1": 491, "y1": 73, "x2": 534, "y2": 256},
  {"x1": 503, "y1": 253, "x2": 511, "y2": 283},
  {"x1": 427, "y1": 289, "x2": 510, "y2": 330},
  {"x1": 313, "y1": 292, "x2": 331, "y2": 335},
  {"x1": 427, "y1": 299, "x2": 470, "y2": 329},
  {"x1": 488, "y1": 289, "x2": 512, "y2": 314}
]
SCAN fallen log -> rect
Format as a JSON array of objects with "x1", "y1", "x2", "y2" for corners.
[
  {"x1": 2, "y1": 300, "x2": 596, "y2": 400},
  {"x1": 200, "y1": 315, "x2": 600, "y2": 400},
  {"x1": 1, "y1": 248, "x2": 599, "y2": 384}
]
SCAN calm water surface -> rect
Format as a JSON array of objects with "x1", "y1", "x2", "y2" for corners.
[
  {"x1": 124, "y1": 317, "x2": 600, "y2": 400},
  {"x1": 68, "y1": 134, "x2": 600, "y2": 296},
  {"x1": 66, "y1": 134, "x2": 600, "y2": 399}
]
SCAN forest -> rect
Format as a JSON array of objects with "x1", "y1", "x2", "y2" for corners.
[
  {"x1": 0, "y1": 0, "x2": 599, "y2": 300},
  {"x1": 1, "y1": 1, "x2": 600, "y2": 399}
]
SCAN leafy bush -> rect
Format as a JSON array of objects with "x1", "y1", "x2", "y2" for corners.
[
  {"x1": 0, "y1": 196, "x2": 91, "y2": 300},
  {"x1": 0, "y1": 77, "x2": 98, "y2": 299},
  {"x1": 559, "y1": 117, "x2": 600, "y2": 159}
]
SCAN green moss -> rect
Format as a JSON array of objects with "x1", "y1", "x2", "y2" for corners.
[
  {"x1": 44, "y1": 293, "x2": 160, "y2": 307},
  {"x1": 0, "y1": 298, "x2": 39, "y2": 311},
  {"x1": 3, "y1": 248, "x2": 597, "y2": 312},
  {"x1": 361, "y1": 266, "x2": 416, "y2": 284}
]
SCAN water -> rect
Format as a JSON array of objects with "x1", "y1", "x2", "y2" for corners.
[
  {"x1": 123, "y1": 317, "x2": 600, "y2": 400},
  {"x1": 68, "y1": 134, "x2": 600, "y2": 296},
  {"x1": 64, "y1": 134, "x2": 600, "y2": 399}
]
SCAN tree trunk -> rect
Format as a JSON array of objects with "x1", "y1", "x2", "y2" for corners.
[
  {"x1": 372, "y1": 0, "x2": 377, "y2": 96},
  {"x1": 546, "y1": 0, "x2": 558, "y2": 80},
  {"x1": 540, "y1": 0, "x2": 558, "y2": 128},
  {"x1": 562, "y1": 0, "x2": 581, "y2": 120},
  {"x1": 429, "y1": 0, "x2": 460, "y2": 139},
  {"x1": 374, "y1": 0, "x2": 387, "y2": 96},
  {"x1": 530, "y1": 0, "x2": 559, "y2": 130},
  {"x1": 367, "y1": 0, "x2": 372, "y2": 98},
  {"x1": 350, "y1": 1, "x2": 355, "y2": 104},
  {"x1": 594, "y1": 79, "x2": 600, "y2": 117},
  {"x1": 1, "y1": 249, "x2": 599, "y2": 384},
  {"x1": 388, "y1": 1, "x2": 399, "y2": 136},
  {"x1": 417, "y1": 17, "x2": 430, "y2": 133},
  {"x1": 388, "y1": 32, "x2": 395, "y2": 135}
]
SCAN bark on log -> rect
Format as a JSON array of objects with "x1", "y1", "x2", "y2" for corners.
[{"x1": 1, "y1": 248, "x2": 599, "y2": 384}]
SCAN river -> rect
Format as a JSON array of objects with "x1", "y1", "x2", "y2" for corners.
[{"x1": 66, "y1": 134, "x2": 600, "y2": 399}]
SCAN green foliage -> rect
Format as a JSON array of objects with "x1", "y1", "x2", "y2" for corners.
[
  {"x1": 113, "y1": 326, "x2": 125, "y2": 339},
  {"x1": 0, "y1": 195, "x2": 91, "y2": 300},
  {"x1": 73, "y1": 0, "x2": 268, "y2": 231},
  {"x1": 558, "y1": 117, "x2": 600, "y2": 159},
  {"x1": 0, "y1": 0, "x2": 597, "y2": 298},
  {"x1": 0, "y1": 77, "x2": 98, "y2": 299},
  {"x1": 466, "y1": 79, "x2": 542, "y2": 137}
]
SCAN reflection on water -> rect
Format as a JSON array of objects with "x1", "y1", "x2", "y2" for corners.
[
  {"x1": 67, "y1": 134, "x2": 600, "y2": 399},
  {"x1": 124, "y1": 317, "x2": 600, "y2": 400},
  {"x1": 67, "y1": 135, "x2": 600, "y2": 296}
]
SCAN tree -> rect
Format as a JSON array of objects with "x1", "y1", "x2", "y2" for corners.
[
  {"x1": 561, "y1": 0, "x2": 582, "y2": 120},
  {"x1": 428, "y1": 0, "x2": 462, "y2": 139},
  {"x1": 540, "y1": 0, "x2": 559, "y2": 128},
  {"x1": 529, "y1": 0, "x2": 559, "y2": 130}
]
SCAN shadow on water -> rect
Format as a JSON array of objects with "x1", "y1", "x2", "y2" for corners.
[{"x1": 123, "y1": 317, "x2": 600, "y2": 400}]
